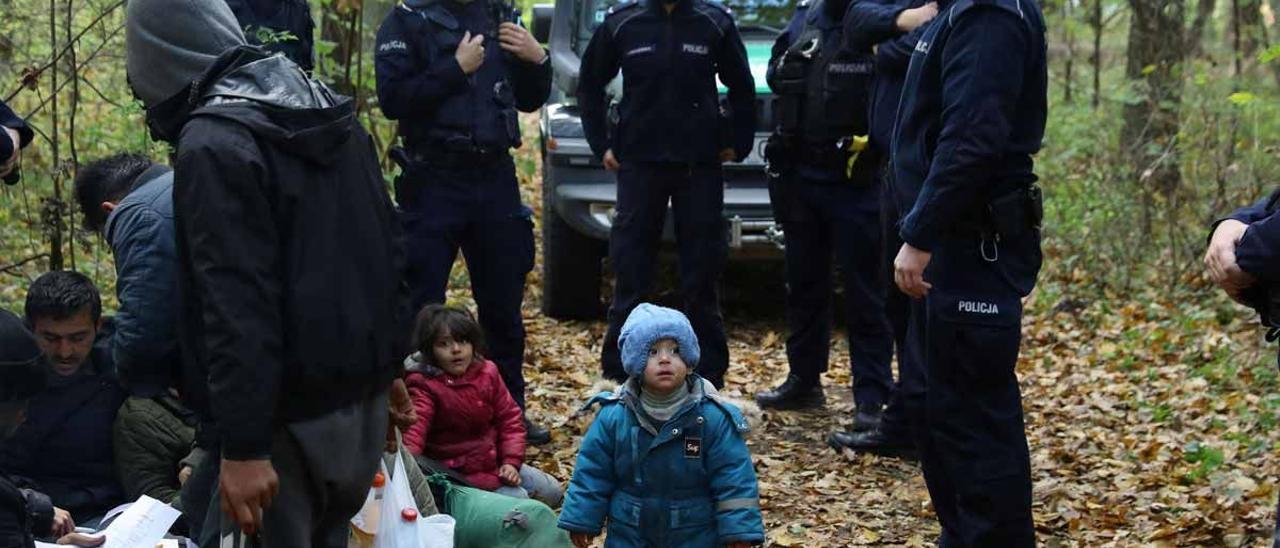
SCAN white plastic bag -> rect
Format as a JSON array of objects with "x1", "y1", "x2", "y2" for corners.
[
  {"x1": 373, "y1": 450, "x2": 454, "y2": 548},
  {"x1": 420, "y1": 514, "x2": 455, "y2": 548}
]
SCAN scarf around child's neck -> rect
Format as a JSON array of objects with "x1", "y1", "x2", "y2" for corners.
[{"x1": 640, "y1": 380, "x2": 692, "y2": 423}]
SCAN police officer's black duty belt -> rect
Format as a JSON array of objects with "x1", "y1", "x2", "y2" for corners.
[{"x1": 410, "y1": 147, "x2": 508, "y2": 168}]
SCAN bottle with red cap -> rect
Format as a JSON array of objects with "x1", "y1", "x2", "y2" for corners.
[{"x1": 350, "y1": 471, "x2": 387, "y2": 547}]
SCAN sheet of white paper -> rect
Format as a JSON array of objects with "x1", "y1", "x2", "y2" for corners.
[
  {"x1": 34, "y1": 542, "x2": 59, "y2": 548},
  {"x1": 99, "y1": 501, "x2": 133, "y2": 528},
  {"x1": 98, "y1": 495, "x2": 181, "y2": 548}
]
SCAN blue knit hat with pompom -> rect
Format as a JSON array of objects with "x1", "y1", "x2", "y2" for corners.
[{"x1": 618, "y1": 303, "x2": 700, "y2": 378}]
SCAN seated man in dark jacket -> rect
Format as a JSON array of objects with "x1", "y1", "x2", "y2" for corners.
[
  {"x1": 0, "y1": 309, "x2": 105, "y2": 547},
  {"x1": 1, "y1": 272, "x2": 127, "y2": 526}
]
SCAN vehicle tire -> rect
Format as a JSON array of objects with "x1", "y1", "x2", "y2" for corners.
[{"x1": 540, "y1": 161, "x2": 606, "y2": 320}]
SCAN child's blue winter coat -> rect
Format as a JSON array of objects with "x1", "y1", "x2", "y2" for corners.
[{"x1": 558, "y1": 376, "x2": 765, "y2": 547}]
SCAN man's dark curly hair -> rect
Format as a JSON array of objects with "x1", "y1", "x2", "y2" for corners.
[
  {"x1": 24, "y1": 270, "x2": 102, "y2": 325},
  {"x1": 74, "y1": 153, "x2": 155, "y2": 232}
]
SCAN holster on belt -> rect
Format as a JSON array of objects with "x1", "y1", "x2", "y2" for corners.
[
  {"x1": 389, "y1": 146, "x2": 417, "y2": 207},
  {"x1": 764, "y1": 134, "x2": 796, "y2": 222},
  {"x1": 955, "y1": 184, "x2": 1044, "y2": 240},
  {"x1": 988, "y1": 184, "x2": 1043, "y2": 238}
]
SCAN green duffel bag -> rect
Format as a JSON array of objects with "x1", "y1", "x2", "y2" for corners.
[{"x1": 426, "y1": 475, "x2": 572, "y2": 548}]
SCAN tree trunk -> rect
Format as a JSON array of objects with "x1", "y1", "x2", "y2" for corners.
[
  {"x1": 320, "y1": 0, "x2": 362, "y2": 95},
  {"x1": 1237, "y1": 0, "x2": 1264, "y2": 64},
  {"x1": 1269, "y1": 0, "x2": 1280, "y2": 87},
  {"x1": 1187, "y1": 0, "x2": 1217, "y2": 57},
  {"x1": 1090, "y1": 0, "x2": 1103, "y2": 108},
  {"x1": 47, "y1": 0, "x2": 63, "y2": 271},
  {"x1": 1122, "y1": 0, "x2": 1186, "y2": 231},
  {"x1": 1063, "y1": 0, "x2": 1075, "y2": 104}
]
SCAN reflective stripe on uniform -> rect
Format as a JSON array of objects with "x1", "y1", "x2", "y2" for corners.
[{"x1": 716, "y1": 497, "x2": 759, "y2": 512}]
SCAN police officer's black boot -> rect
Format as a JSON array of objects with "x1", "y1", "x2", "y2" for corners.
[
  {"x1": 754, "y1": 374, "x2": 825, "y2": 410},
  {"x1": 852, "y1": 404, "x2": 883, "y2": 433},
  {"x1": 827, "y1": 428, "x2": 919, "y2": 461},
  {"x1": 524, "y1": 418, "x2": 551, "y2": 446}
]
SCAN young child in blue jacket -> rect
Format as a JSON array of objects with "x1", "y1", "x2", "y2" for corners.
[{"x1": 558, "y1": 303, "x2": 765, "y2": 547}]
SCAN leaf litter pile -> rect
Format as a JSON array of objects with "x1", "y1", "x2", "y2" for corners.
[{"x1": 434, "y1": 118, "x2": 1280, "y2": 546}]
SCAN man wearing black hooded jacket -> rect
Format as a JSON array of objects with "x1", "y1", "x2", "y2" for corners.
[{"x1": 125, "y1": 0, "x2": 404, "y2": 546}]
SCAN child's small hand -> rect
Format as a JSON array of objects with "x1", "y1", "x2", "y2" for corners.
[
  {"x1": 499, "y1": 463, "x2": 521, "y2": 486},
  {"x1": 570, "y1": 532, "x2": 595, "y2": 548}
]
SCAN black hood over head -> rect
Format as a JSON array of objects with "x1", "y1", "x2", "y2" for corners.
[
  {"x1": 148, "y1": 46, "x2": 356, "y2": 165},
  {"x1": 191, "y1": 48, "x2": 355, "y2": 165}
]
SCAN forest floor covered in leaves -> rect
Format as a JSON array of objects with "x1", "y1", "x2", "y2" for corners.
[{"x1": 438, "y1": 117, "x2": 1280, "y2": 547}]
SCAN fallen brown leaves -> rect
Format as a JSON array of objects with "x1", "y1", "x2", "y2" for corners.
[{"x1": 432, "y1": 116, "x2": 1280, "y2": 546}]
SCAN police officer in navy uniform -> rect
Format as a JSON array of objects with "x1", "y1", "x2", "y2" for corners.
[
  {"x1": 577, "y1": 0, "x2": 756, "y2": 388},
  {"x1": 224, "y1": 0, "x2": 316, "y2": 71},
  {"x1": 1206, "y1": 191, "x2": 1280, "y2": 547},
  {"x1": 752, "y1": 0, "x2": 895, "y2": 434},
  {"x1": 375, "y1": 0, "x2": 553, "y2": 444},
  {"x1": 889, "y1": 0, "x2": 1046, "y2": 541},
  {"x1": 827, "y1": 0, "x2": 937, "y2": 458}
]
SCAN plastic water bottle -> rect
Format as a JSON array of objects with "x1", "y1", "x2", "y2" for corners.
[{"x1": 349, "y1": 471, "x2": 386, "y2": 547}]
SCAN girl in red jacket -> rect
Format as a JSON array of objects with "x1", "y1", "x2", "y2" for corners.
[{"x1": 403, "y1": 305, "x2": 563, "y2": 507}]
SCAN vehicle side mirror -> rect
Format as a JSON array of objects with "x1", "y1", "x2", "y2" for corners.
[{"x1": 532, "y1": 3, "x2": 554, "y2": 44}]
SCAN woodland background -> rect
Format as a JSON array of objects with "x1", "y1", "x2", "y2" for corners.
[{"x1": 2, "y1": 0, "x2": 1280, "y2": 544}]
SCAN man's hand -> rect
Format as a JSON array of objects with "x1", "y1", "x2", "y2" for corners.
[
  {"x1": 603, "y1": 149, "x2": 621, "y2": 171},
  {"x1": 219, "y1": 458, "x2": 279, "y2": 536},
  {"x1": 894, "y1": 243, "x2": 933, "y2": 299},
  {"x1": 570, "y1": 532, "x2": 596, "y2": 548},
  {"x1": 387, "y1": 378, "x2": 417, "y2": 452},
  {"x1": 56, "y1": 532, "x2": 104, "y2": 546},
  {"x1": 499, "y1": 463, "x2": 521, "y2": 486},
  {"x1": 1, "y1": 127, "x2": 20, "y2": 178},
  {"x1": 1205, "y1": 219, "x2": 1256, "y2": 301},
  {"x1": 499, "y1": 23, "x2": 547, "y2": 64},
  {"x1": 719, "y1": 148, "x2": 736, "y2": 163},
  {"x1": 456, "y1": 31, "x2": 486, "y2": 74},
  {"x1": 178, "y1": 465, "x2": 194, "y2": 486},
  {"x1": 895, "y1": 1, "x2": 938, "y2": 32},
  {"x1": 52, "y1": 507, "x2": 75, "y2": 537}
]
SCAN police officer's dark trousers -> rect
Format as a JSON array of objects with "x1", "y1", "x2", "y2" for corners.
[
  {"x1": 775, "y1": 169, "x2": 892, "y2": 407},
  {"x1": 1274, "y1": 341, "x2": 1280, "y2": 548},
  {"x1": 601, "y1": 162, "x2": 730, "y2": 386},
  {"x1": 909, "y1": 228, "x2": 1039, "y2": 547},
  {"x1": 879, "y1": 170, "x2": 924, "y2": 441},
  {"x1": 398, "y1": 155, "x2": 535, "y2": 408}
]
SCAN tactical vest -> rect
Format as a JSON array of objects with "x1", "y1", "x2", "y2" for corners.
[{"x1": 771, "y1": 2, "x2": 877, "y2": 179}]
